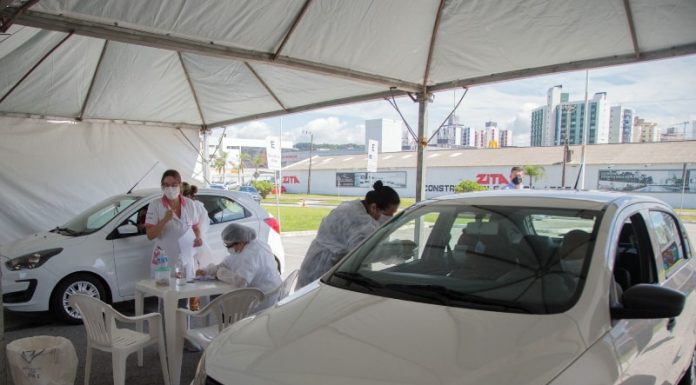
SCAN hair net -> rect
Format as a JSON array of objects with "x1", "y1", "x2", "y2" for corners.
[{"x1": 221, "y1": 223, "x2": 256, "y2": 244}]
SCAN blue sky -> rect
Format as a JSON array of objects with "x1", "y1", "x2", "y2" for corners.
[{"x1": 220, "y1": 54, "x2": 696, "y2": 147}]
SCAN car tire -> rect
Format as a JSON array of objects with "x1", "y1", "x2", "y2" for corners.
[
  {"x1": 679, "y1": 347, "x2": 696, "y2": 385},
  {"x1": 51, "y1": 273, "x2": 108, "y2": 324}
]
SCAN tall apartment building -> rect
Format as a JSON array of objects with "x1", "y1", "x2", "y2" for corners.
[
  {"x1": 499, "y1": 129, "x2": 513, "y2": 147},
  {"x1": 609, "y1": 106, "x2": 635, "y2": 143},
  {"x1": 530, "y1": 85, "x2": 563, "y2": 146},
  {"x1": 554, "y1": 92, "x2": 610, "y2": 146},
  {"x1": 661, "y1": 126, "x2": 686, "y2": 142},
  {"x1": 474, "y1": 129, "x2": 486, "y2": 148},
  {"x1": 532, "y1": 86, "x2": 610, "y2": 147},
  {"x1": 485, "y1": 121, "x2": 499, "y2": 148},
  {"x1": 436, "y1": 115, "x2": 464, "y2": 148},
  {"x1": 365, "y1": 118, "x2": 402, "y2": 152},
  {"x1": 634, "y1": 117, "x2": 659, "y2": 143}
]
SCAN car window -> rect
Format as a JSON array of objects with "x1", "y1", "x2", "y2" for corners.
[
  {"x1": 63, "y1": 195, "x2": 140, "y2": 235},
  {"x1": 648, "y1": 211, "x2": 686, "y2": 275},
  {"x1": 331, "y1": 204, "x2": 603, "y2": 314},
  {"x1": 613, "y1": 214, "x2": 658, "y2": 294},
  {"x1": 197, "y1": 195, "x2": 249, "y2": 224},
  {"x1": 113, "y1": 204, "x2": 149, "y2": 238}
]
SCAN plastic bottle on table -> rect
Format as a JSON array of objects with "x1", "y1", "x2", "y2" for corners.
[
  {"x1": 154, "y1": 250, "x2": 170, "y2": 286},
  {"x1": 174, "y1": 258, "x2": 187, "y2": 286}
]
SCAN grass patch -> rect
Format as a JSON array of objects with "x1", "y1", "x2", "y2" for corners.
[
  {"x1": 675, "y1": 209, "x2": 696, "y2": 222},
  {"x1": 269, "y1": 206, "x2": 332, "y2": 232},
  {"x1": 265, "y1": 193, "x2": 416, "y2": 208}
]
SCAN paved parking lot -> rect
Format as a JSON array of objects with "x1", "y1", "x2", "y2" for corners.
[{"x1": 1, "y1": 232, "x2": 313, "y2": 385}]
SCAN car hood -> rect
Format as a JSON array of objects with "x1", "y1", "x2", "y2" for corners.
[
  {"x1": 205, "y1": 282, "x2": 586, "y2": 385},
  {"x1": 0, "y1": 231, "x2": 79, "y2": 260}
]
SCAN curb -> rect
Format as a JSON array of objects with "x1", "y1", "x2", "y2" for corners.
[{"x1": 280, "y1": 230, "x2": 318, "y2": 237}]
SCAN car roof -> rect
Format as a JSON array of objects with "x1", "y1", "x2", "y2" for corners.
[
  {"x1": 127, "y1": 187, "x2": 260, "y2": 202},
  {"x1": 428, "y1": 190, "x2": 669, "y2": 212}
]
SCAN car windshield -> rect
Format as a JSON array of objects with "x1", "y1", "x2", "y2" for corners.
[
  {"x1": 327, "y1": 203, "x2": 602, "y2": 314},
  {"x1": 57, "y1": 194, "x2": 141, "y2": 236},
  {"x1": 240, "y1": 186, "x2": 257, "y2": 193}
]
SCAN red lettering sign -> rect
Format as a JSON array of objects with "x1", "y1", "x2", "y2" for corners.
[
  {"x1": 282, "y1": 175, "x2": 300, "y2": 184},
  {"x1": 476, "y1": 173, "x2": 509, "y2": 185}
]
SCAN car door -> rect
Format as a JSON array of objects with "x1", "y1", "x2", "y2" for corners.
[
  {"x1": 197, "y1": 194, "x2": 260, "y2": 264},
  {"x1": 608, "y1": 209, "x2": 675, "y2": 384},
  {"x1": 111, "y1": 203, "x2": 152, "y2": 299},
  {"x1": 645, "y1": 210, "x2": 696, "y2": 383}
]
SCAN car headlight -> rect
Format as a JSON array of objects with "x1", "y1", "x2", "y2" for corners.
[
  {"x1": 191, "y1": 350, "x2": 207, "y2": 385},
  {"x1": 5, "y1": 248, "x2": 62, "y2": 270}
]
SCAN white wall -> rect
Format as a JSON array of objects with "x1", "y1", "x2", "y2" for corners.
[{"x1": 281, "y1": 163, "x2": 696, "y2": 208}]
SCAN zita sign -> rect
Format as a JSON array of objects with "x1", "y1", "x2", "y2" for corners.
[
  {"x1": 476, "y1": 173, "x2": 509, "y2": 185},
  {"x1": 283, "y1": 176, "x2": 300, "y2": 184}
]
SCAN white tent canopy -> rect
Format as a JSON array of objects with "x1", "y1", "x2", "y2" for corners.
[
  {"x1": 2, "y1": 0, "x2": 695, "y2": 128},
  {"x1": 1, "y1": 0, "x2": 695, "y2": 241}
]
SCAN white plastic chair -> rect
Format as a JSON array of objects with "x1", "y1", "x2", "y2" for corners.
[
  {"x1": 177, "y1": 287, "x2": 264, "y2": 350},
  {"x1": 69, "y1": 294, "x2": 170, "y2": 385}
]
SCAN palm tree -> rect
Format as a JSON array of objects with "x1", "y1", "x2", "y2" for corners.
[
  {"x1": 212, "y1": 151, "x2": 228, "y2": 182},
  {"x1": 523, "y1": 165, "x2": 545, "y2": 188},
  {"x1": 238, "y1": 152, "x2": 251, "y2": 184},
  {"x1": 252, "y1": 153, "x2": 266, "y2": 180}
]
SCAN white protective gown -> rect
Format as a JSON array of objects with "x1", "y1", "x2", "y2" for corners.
[
  {"x1": 145, "y1": 195, "x2": 199, "y2": 279},
  {"x1": 205, "y1": 239, "x2": 282, "y2": 310},
  {"x1": 192, "y1": 199, "x2": 215, "y2": 268},
  {"x1": 297, "y1": 200, "x2": 379, "y2": 287}
]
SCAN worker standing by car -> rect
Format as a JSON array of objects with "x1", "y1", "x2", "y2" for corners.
[
  {"x1": 297, "y1": 180, "x2": 400, "y2": 288},
  {"x1": 501, "y1": 166, "x2": 525, "y2": 190},
  {"x1": 197, "y1": 223, "x2": 282, "y2": 310},
  {"x1": 146, "y1": 170, "x2": 202, "y2": 297}
]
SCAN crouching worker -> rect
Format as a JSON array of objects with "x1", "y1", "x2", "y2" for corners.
[{"x1": 196, "y1": 223, "x2": 282, "y2": 311}]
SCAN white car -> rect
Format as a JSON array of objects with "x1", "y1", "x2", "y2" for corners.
[
  {"x1": 194, "y1": 191, "x2": 695, "y2": 385},
  {"x1": 1, "y1": 188, "x2": 285, "y2": 323}
]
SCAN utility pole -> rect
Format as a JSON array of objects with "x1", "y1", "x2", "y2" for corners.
[
  {"x1": 303, "y1": 130, "x2": 313, "y2": 194},
  {"x1": 561, "y1": 104, "x2": 575, "y2": 188}
]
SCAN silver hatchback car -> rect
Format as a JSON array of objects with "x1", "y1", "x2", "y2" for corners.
[{"x1": 1, "y1": 188, "x2": 285, "y2": 323}]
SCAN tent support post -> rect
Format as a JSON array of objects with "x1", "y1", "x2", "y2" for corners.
[{"x1": 415, "y1": 92, "x2": 432, "y2": 202}]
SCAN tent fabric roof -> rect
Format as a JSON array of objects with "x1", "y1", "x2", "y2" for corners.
[
  {"x1": 1, "y1": 0, "x2": 695, "y2": 128},
  {"x1": 283, "y1": 141, "x2": 696, "y2": 171}
]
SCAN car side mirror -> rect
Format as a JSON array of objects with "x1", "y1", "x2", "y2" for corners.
[
  {"x1": 610, "y1": 284, "x2": 685, "y2": 320},
  {"x1": 118, "y1": 224, "x2": 139, "y2": 235}
]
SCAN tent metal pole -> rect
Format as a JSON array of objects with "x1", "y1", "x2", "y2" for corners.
[
  {"x1": 422, "y1": 0, "x2": 445, "y2": 86},
  {"x1": 0, "y1": 31, "x2": 72, "y2": 104},
  {"x1": 415, "y1": 92, "x2": 432, "y2": 202},
  {"x1": 178, "y1": 52, "x2": 206, "y2": 126},
  {"x1": 208, "y1": 89, "x2": 408, "y2": 129},
  {"x1": 273, "y1": 0, "x2": 313, "y2": 60},
  {"x1": 245, "y1": 62, "x2": 288, "y2": 111},
  {"x1": 78, "y1": 40, "x2": 108, "y2": 121},
  {"x1": 0, "y1": 0, "x2": 38, "y2": 32},
  {"x1": 14, "y1": 10, "x2": 422, "y2": 92},
  {"x1": 622, "y1": 0, "x2": 640, "y2": 58},
  {"x1": 426, "y1": 43, "x2": 696, "y2": 93}
]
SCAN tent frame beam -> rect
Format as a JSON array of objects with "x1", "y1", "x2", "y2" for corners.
[
  {"x1": 177, "y1": 52, "x2": 207, "y2": 127},
  {"x1": 273, "y1": 0, "x2": 313, "y2": 60},
  {"x1": 427, "y1": 42, "x2": 696, "y2": 93},
  {"x1": 78, "y1": 40, "x2": 108, "y2": 121},
  {"x1": 0, "y1": 31, "x2": 72, "y2": 104},
  {"x1": 622, "y1": 0, "x2": 640, "y2": 58},
  {"x1": 422, "y1": 0, "x2": 445, "y2": 89},
  {"x1": 13, "y1": 10, "x2": 423, "y2": 92},
  {"x1": 245, "y1": 62, "x2": 288, "y2": 111},
  {"x1": 0, "y1": 0, "x2": 38, "y2": 32},
  {"x1": 208, "y1": 89, "x2": 408, "y2": 129}
]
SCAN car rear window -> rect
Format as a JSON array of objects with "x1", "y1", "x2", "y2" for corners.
[{"x1": 329, "y1": 203, "x2": 602, "y2": 314}]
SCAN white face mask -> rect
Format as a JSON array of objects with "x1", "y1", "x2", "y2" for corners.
[{"x1": 163, "y1": 186, "x2": 179, "y2": 200}]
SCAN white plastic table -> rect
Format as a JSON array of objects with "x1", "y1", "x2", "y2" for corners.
[{"x1": 135, "y1": 279, "x2": 235, "y2": 385}]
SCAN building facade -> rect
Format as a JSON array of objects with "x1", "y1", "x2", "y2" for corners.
[
  {"x1": 554, "y1": 92, "x2": 610, "y2": 146},
  {"x1": 365, "y1": 118, "x2": 402, "y2": 153},
  {"x1": 609, "y1": 106, "x2": 635, "y2": 143}
]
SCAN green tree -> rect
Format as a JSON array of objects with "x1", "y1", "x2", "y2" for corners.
[
  {"x1": 523, "y1": 165, "x2": 545, "y2": 188},
  {"x1": 252, "y1": 153, "x2": 266, "y2": 180},
  {"x1": 212, "y1": 151, "x2": 228, "y2": 182},
  {"x1": 252, "y1": 180, "x2": 273, "y2": 199},
  {"x1": 455, "y1": 179, "x2": 488, "y2": 192}
]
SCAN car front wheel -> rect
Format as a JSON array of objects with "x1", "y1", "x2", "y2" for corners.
[{"x1": 50, "y1": 273, "x2": 107, "y2": 324}]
